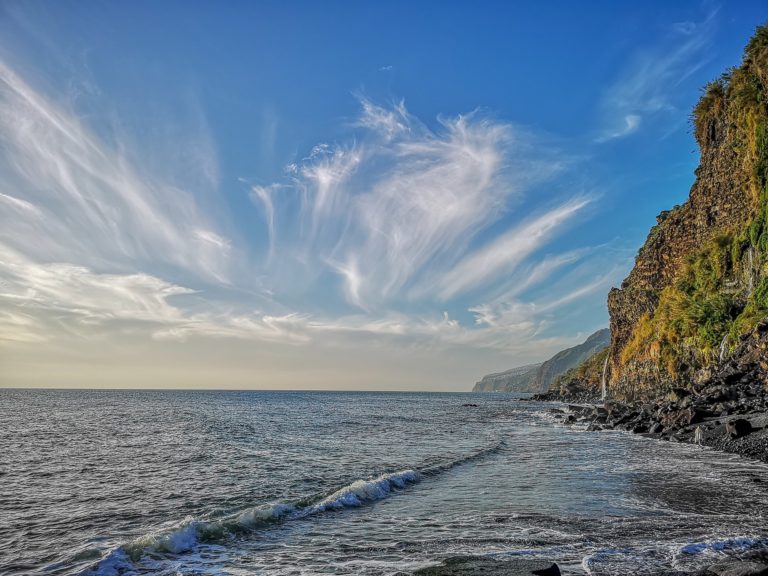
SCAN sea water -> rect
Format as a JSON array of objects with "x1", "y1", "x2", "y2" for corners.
[{"x1": 1, "y1": 389, "x2": 767, "y2": 575}]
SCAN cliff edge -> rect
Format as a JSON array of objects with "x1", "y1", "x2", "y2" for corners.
[
  {"x1": 474, "y1": 329, "x2": 609, "y2": 393},
  {"x1": 607, "y1": 25, "x2": 768, "y2": 400}
]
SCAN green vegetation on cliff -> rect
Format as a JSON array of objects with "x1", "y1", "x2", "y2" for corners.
[
  {"x1": 474, "y1": 329, "x2": 609, "y2": 393},
  {"x1": 550, "y1": 347, "x2": 609, "y2": 393},
  {"x1": 613, "y1": 25, "x2": 768, "y2": 394},
  {"x1": 535, "y1": 329, "x2": 609, "y2": 392}
]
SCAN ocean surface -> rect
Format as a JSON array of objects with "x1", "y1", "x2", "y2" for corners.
[{"x1": 2, "y1": 390, "x2": 768, "y2": 576}]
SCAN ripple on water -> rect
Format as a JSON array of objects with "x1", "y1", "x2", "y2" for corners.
[{"x1": 1, "y1": 390, "x2": 767, "y2": 575}]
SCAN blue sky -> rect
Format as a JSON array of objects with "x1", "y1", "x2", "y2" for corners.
[{"x1": 0, "y1": 1, "x2": 765, "y2": 389}]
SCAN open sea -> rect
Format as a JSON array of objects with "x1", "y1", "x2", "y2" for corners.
[{"x1": 2, "y1": 389, "x2": 768, "y2": 575}]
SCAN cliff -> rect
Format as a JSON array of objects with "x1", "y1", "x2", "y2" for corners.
[
  {"x1": 607, "y1": 25, "x2": 768, "y2": 400},
  {"x1": 472, "y1": 363, "x2": 541, "y2": 392},
  {"x1": 533, "y1": 329, "x2": 609, "y2": 392},
  {"x1": 473, "y1": 329, "x2": 609, "y2": 393},
  {"x1": 551, "y1": 346, "x2": 610, "y2": 393}
]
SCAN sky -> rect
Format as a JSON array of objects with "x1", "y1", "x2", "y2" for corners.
[{"x1": 0, "y1": 1, "x2": 765, "y2": 391}]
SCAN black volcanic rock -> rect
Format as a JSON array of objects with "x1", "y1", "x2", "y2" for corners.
[{"x1": 726, "y1": 418, "x2": 754, "y2": 439}]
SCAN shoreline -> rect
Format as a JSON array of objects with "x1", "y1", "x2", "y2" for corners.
[
  {"x1": 528, "y1": 321, "x2": 768, "y2": 465},
  {"x1": 416, "y1": 395, "x2": 768, "y2": 576},
  {"x1": 530, "y1": 391, "x2": 768, "y2": 466},
  {"x1": 414, "y1": 552, "x2": 768, "y2": 576}
]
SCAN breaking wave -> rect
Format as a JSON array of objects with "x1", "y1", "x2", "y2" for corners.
[{"x1": 82, "y1": 440, "x2": 502, "y2": 575}]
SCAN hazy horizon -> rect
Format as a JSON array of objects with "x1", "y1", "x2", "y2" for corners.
[{"x1": 1, "y1": 1, "x2": 765, "y2": 390}]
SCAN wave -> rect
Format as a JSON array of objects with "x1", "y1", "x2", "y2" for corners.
[
  {"x1": 676, "y1": 535, "x2": 768, "y2": 556},
  {"x1": 297, "y1": 469, "x2": 420, "y2": 516},
  {"x1": 420, "y1": 439, "x2": 504, "y2": 477},
  {"x1": 581, "y1": 536, "x2": 768, "y2": 575},
  {"x1": 82, "y1": 441, "x2": 501, "y2": 575}
]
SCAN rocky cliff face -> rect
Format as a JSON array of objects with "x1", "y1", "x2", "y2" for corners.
[
  {"x1": 533, "y1": 329, "x2": 610, "y2": 393},
  {"x1": 607, "y1": 26, "x2": 768, "y2": 400},
  {"x1": 472, "y1": 363, "x2": 541, "y2": 392},
  {"x1": 474, "y1": 329, "x2": 609, "y2": 393}
]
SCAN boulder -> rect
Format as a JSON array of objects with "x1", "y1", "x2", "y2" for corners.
[
  {"x1": 532, "y1": 564, "x2": 561, "y2": 576},
  {"x1": 725, "y1": 418, "x2": 754, "y2": 439},
  {"x1": 667, "y1": 387, "x2": 691, "y2": 402},
  {"x1": 631, "y1": 423, "x2": 649, "y2": 434},
  {"x1": 700, "y1": 385, "x2": 733, "y2": 403},
  {"x1": 660, "y1": 407, "x2": 705, "y2": 429},
  {"x1": 713, "y1": 403, "x2": 728, "y2": 416},
  {"x1": 649, "y1": 422, "x2": 665, "y2": 434}
]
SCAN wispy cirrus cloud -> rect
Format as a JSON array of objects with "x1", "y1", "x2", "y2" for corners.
[
  {"x1": 434, "y1": 196, "x2": 593, "y2": 300},
  {"x1": 0, "y1": 239, "x2": 613, "y2": 353},
  {"x1": 0, "y1": 55, "x2": 614, "y2": 368},
  {"x1": 252, "y1": 98, "x2": 579, "y2": 312},
  {"x1": 465, "y1": 253, "x2": 629, "y2": 347},
  {"x1": 0, "y1": 58, "x2": 232, "y2": 283},
  {"x1": 0, "y1": 242, "x2": 312, "y2": 345},
  {"x1": 596, "y1": 10, "x2": 716, "y2": 142}
]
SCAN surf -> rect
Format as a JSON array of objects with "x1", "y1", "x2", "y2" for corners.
[{"x1": 81, "y1": 440, "x2": 503, "y2": 575}]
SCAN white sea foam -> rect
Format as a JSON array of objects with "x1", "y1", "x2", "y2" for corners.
[
  {"x1": 82, "y1": 436, "x2": 507, "y2": 576},
  {"x1": 236, "y1": 502, "x2": 296, "y2": 528},
  {"x1": 580, "y1": 536, "x2": 768, "y2": 575},
  {"x1": 81, "y1": 548, "x2": 135, "y2": 576},
  {"x1": 83, "y1": 469, "x2": 422, "y2": 575},
  {"x1": 676, "y1": 535, "x2": 767, "y2": 556},
  {"x1": 298, "y1": 469, "x2": 420, "y2": 516},
  {"x1": 671, "y1": 535, "x2": 768, "y2": 569}
]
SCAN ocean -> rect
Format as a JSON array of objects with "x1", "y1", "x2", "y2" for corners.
[{"x1": 1, "y1": 389, "x2": 767, "y2": 575}]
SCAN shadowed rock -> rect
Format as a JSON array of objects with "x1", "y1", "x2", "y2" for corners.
[
  {"x1": 531, "y1": 564, "x2": 561, "y2": 576},
  {"x1": 726, "y1": 418, "x2": 754, "y2": 439}
]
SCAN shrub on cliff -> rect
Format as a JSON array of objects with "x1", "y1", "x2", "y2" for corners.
[
  {"x1": 612, "y1": 25, "x2": 768, "y2": 395},
  {"x1": 551, "y1": 347, "x2": 609, "y2": 392}
]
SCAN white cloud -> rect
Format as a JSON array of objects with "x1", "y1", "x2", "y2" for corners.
[
  {"x1": 537, "y1": 266, "x2": 624, "y2": 313},
  {"x1": 0, "y1": 241, "x2": 314, "y2": 344},
  {"x1": 0, "y1": 58, "x2": 232, "y2": 283},
  {"x1": 0, "y1": 309, "x2": 47, "y2": 343},
  {"x1": 435, "y1": 197, "x2": 592, "y2": 300},
  {"x1": 0, "y1": 191, "x2": 43, "y2": 216},
  {"x1": 595, "y1": 114, "x2": 641, "y2": 143},
  {"x1": 0, "y1": 243, "x2": 191, "y2": 327},
  {"x1": 249, "y1": 183, "x2": 278, "y2": 261},
  {"x1": 596, "y1": 10, "x2": 716, "y2": 142},
  {"x1": 0, "y1": 62, "x2": 613, "y2": 371},
  {"x1": 0, "y1": 237, "x2": 617, "y2": 355},
  {"x1": 257, "y1": 98, "x2": 572, "y2": 311}
]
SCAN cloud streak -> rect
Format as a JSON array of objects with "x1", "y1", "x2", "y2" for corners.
[
  {"x1": 255, "y1": 98, "x2": 576, "y2": 312},
  {"x1": 0, "y1": 58, "x2": 615, "y2": 371},
  {"x1": 435, "y1": 197, "x2": 592, "y2": 300},
  {"x1": 596, "y1": 10, "x2": 716, "y2": 142},
  {"x1": 0, "y1": 58, "x2": 232, "y2": 282},
  {"x1": 0, "y1": 240, "x2": 613, "y2": 352}
]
